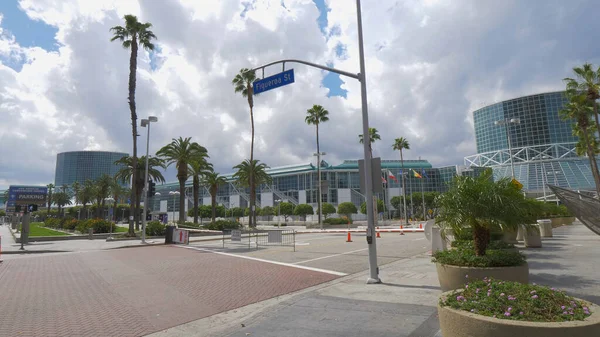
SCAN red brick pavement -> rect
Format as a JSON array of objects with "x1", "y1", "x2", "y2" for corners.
[{"x1": 0, "y1": 246, "x2": 338, "y2": 337}]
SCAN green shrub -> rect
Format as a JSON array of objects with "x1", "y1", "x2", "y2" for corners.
[
  {"x1": 490, "y1": 231, "x2": 504, "y2": 241},
  {"x1": 62, "y1": 219, "x2": 79, "y2": 231},
  {"x1": 76, "y1": 219, "x2": 114, "y2": 234},
  {"x1": 204, "y1": 220, "x2": 241, "y2": 231},
  {"x1": 441, "y1": 278, "x2": 592, "y2": 322},
  {"x1": 454, "y1": 228, "x2": 506, "y2": 242},
  {"x1": 146, "y1": 221, "x2": 166, "y2": 236},
  {"x1": 44, "y1": 218, "x2": 61, "y2": 229},
  {"x1": 432, "y1": 249, "x2": 526, "y2": 268},
  {"x1": 451, "y1": 240, "x2": 515, "y2": 250},
  {"x1": 323, "y1": 217, "x2": 352, "y2": 225}
]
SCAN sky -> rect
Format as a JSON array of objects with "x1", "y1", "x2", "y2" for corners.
[{"x1": 1, "y1": 0, "x2": 600, "y2": 189}]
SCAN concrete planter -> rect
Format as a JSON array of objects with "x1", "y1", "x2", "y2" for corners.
[
  {"x1": 438, "y1": 292, "x2": 600, "y2": 337},
  {"x1": 523, "y1": 225, "x2": 542, "y2": 248},
  {"x1": 502, "y1": 230, "x2": 518, "y2": 244},
  {"x1": 550, "y1": 217, "x2": 576, "y2": 228},
  {"x1": 435, "y1": 263, "x2": 529, "y2": 291},
  {"x1": 537, "y1": 219, "x2": 553, "y2": 237},
  {"x1": 516, "y1": 225, "x2": 524, "y2": 241}
]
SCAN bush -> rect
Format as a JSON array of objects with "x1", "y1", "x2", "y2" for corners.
[
  {"x1": 451, "y1": 240, "x2": 515, "y2": 250},
  {"x1": 76, "y1": 219, "x2": 114, "y2": 234},
  {"x1": 44, "y1": 218, "x2": 61, "y2": 229},
  {"x1": 62, "y1": 219, "x2": 79, "y2": 231},
  {"x1": 324, "y1": 217, "x2": 352, "y2": 225},
  {"x1": 453, "y1": 228, "x2": 505, "y2": 242},
  {"x1": 146, "y1": 221, "x2": 166, "y2": 236},
  {"x1": 441, "y1": 278, "x2": 592, "y2": 322},
  {"x1": 432, "y1": 249, "x2": 526, "y2": 268},
  {"x1": 204, "y1": 220, "x2": 242, "y2": 231}
]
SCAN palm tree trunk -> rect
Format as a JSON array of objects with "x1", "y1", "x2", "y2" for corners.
[
  {"x1": 249, "y1": 105, "x2": 255, "y2": 228},
  {"x1": 582, "y1": 127, "x2": 600, "y2": 196},
  {"x1": 127, "y1": 35, "x2": 139, "y2": 236},
  {"x1": 472, "y1": 224, "x2": 489, "y2": 256},
  {"x1": 193, "y1": 178, "x2": 199, "y2": 224},
  {"x1": 101, "y1": 199, "x2": 106, "y2": 220},
  {"x1": 316, "y1": 122, "x2": 321, "y2": 228},
  {"x1": 179, "y1": 179, "x2": 186, "y2": 224},
  {"x1": 400, "y1": 150, "x2": 408, "y2": 223},
  {"x1": 593, "y1": 102, "x2": 600, "y2": 142},
  {"x1": 211, "y1": 192, "x2": 217, "y2": 223},
  {"x1": 135, "y1": 188, "x2": 142, "y2": 230},
  {"x1": 47, "y1": 190, "x2": 52, "y2": 215},
  {"x1": 113, "y1": 201, "x2": 118, "y2": 223}
]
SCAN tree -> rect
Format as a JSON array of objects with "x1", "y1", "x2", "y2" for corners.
[
  {"x1": 189, "y1": 157, "x2": 213, "y2": 224},
  {"x1": 232, "y1": 159, "x2": 272, "y2": 226},
  {"x1": 564, "y1": 63, "x2": 600, "y2": 141},
  {"x1": 293, "y1": 204, "x2": 314, "y2": 222},
  {"x1": 278, "y1": 202, "x2": 294, "y2": 222},
  {"x1": 337, "y1": 202, "x2": 358, "y2": 224},
  {"x1": 187, "y1": 205, "x2": 212, "y2": 219},
  {"x1": 358, "y1": 127, "x2": 381, "y2": 155},
  {"x1": 52, "y1": 192, "x2": 72, "y2": 218},
  {"x1": 110, "y1": 14, "x2": 157, "y2": 232},
  {"x1": 560, "y1": 94, "x2": 600, "y2": 195},
  {"x1": 78, "y1": 180, "x2": 95, "y2": 220},
  {"x1": 71, "y1": 181, "x2": 81, "y2": 206},
  {"x1": 305, "y1": 104, "x2": 330, "y2": 227},
  {"x1": 0, "y1": 210, "x2": 5, "y2": 217},
  {"x1": 93, "y1": 174, "x2": 113, "y2": 219},
  {"x1": 360, "y1": 199, "x2": 384, "y2": 214},
  {"x1": 392, "y1": 137, "x2": 410, "y2": 222},
  {"x1": 260, "y1": 206, "x2": 275, "y2": 220},
  {"x1": 230, "y1": 207, "x2": 244, "y2": 218},
  {"x1": 115, "y1": 155, "x2": 166, "y2": 232},
  {"x1": 46, "y1": 183, "x2": 54, "y2": 214},
  {"x1": 203, "y1": 171, "x2": 227, "y2": 223},
  {"x1": 157, "y1": 137, "x2": 207, "y2": 224},
  {"x1": 232, "y1": 68, "x2": 258, "y2": 227},
  {"x1": 110, "y1": 178, "x2": 129, "y2": 222},
  {"x1": 319, "y1": 203, "x2": 336, "y2": 219}
]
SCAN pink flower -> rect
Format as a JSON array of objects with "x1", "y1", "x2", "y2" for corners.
[
  {"x1": 519, "y1": 312, "x2": 524, "y2": 315},
  {"x1": 500, "y1": 293, "x2": 505, "y2": 297},
  {"x1": 504, "y1": 312, "x2": 511, "y2": 317},
  {"x1": 532, "y1": 295, "x2": 539, "y2": 299},
  {"x1": 465, "y1": 285, "x2": 469, "y2": 289},
  {"x1": 561, "y1": 306, "x2": 566, "y2": 310},
  {"x1": 530, "y1": 290, "x2": 536, "y2": 294},
  {"x1": 471, "y1": 309, "x2": 475, "y2": 312},
  {"x1": 508, "y1": 307, "x2": 512, "y2": 312},
  {"x1": 563, "y1": 311, "x2": 568, "y2": 315},
  {"x1": 476, "y1": 288, "x2": 480, "y2": 294}
]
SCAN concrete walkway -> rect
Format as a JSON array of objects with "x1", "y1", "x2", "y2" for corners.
[{"x1": 150, "y1": 222, "x2": 600, "y2": 337}]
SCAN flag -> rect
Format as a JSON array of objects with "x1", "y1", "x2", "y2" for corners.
[
  {"x1": 421, "y1": 168, "x2": 428, "y2": 179},
  {"x1": 412, "y1": 169, "x2": 422, "y2": 179},
  {"x1": 381, "y1": 176, "x2": 387, "y2": 184},
  {"x1": 387, "y1": 170, "x2": 398, "y2": 182}
]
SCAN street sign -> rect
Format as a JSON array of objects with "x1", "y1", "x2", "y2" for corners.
[
  {"x1": 7, "y1": 185, "x2": 47, "y2": 214},
  {"x1": 358, "y1": 157, "x2": 383, "y2": 194},
  {"x1": 231, "y1": 230, "x2": 242, "y2": 242},
  {"x1": 253, "y1": 69, "x2": 295, "y2": 94},
  {"x1": 512, "y1": 178, "x2": 523, "y2": 190}
]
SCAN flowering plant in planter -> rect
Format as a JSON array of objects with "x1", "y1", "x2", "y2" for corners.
[{"x1": 441, "y1": 277, "x2": 592, "y2": 322}]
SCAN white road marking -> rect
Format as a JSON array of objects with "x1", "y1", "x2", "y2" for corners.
[
  {"x1": 179, "y1": 246, "x2": 348, "y2": 276},
  {"x1": 291, "y1": 248, "x2": 368, "y2": 265},
  {"x1": 414, "y1": 238, "x2": 425, "y2": 241}
]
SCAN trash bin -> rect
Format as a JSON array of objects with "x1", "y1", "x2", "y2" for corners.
[
  {"x1": 537, "y1": 219, "x2": 553, "y2": 237},
  {"x1": 165, "y1": 225, "x2": 175, "y2": 244}
]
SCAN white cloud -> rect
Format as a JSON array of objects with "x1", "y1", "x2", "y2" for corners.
[{"x1": 1, "y1": 0, "x2": 600, "y2": 189}]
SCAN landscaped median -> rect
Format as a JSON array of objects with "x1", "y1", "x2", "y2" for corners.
[{"x1": 438, "y1": 278, "x2": 600, "y2": 337}]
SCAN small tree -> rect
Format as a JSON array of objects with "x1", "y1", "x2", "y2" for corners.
[
  {"x1": 319, "y1": 203, "x2": 336, "y2": 219},
  {"x1": 261, "y1": 206, "x2": 274, "y2": 221},
  {"x1": 279, "y1": 202, "x2": 294, "y2": 222},
  {"x1": 360, "y1": 199, "x2": 384, "y2": 214},
  {"x1": 337, "y1": 202, "x2": 358, "y2": 223},
  {"x1": 230, "y1": 207, "x2": 244, "y2": 218},
  {"x1": 293, "y1": 204, "x2": 314, "y2": 222}
]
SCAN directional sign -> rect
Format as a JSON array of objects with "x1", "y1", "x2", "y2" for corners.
[
  {"x1": 253, "y1": 69, "x2": 295, "y2": 94},
  {"x1": 7, "y1": 185, "x2": 47, "y2": 214}
]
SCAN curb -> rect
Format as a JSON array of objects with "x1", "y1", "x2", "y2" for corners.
[{"x1": 2, "y1": 250, "x2": 69, "y2": 255}]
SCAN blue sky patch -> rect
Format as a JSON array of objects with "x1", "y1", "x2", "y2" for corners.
[{"x1": 0, "y1": 1, "x2": 58, "y2": 52}]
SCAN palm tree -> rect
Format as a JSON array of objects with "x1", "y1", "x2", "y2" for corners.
[
  {"x1": 115, "y1": 155, "x2": 166, "y2": 233},
  {"x1": 110, "y1": 178, "x2": 129, "y2": 223},
  {"x1": 52, "y1": 192, "x2": 72, "y2": 218},
  {"x1": 560, "y1": 95, "x2": 600, "y2": 195},
  {"x1": 189, "y1": 157, "x2": 213, "y2": 224},
  {"x1": 78, "y1": 180, "x2": 95, "y2": 219},
  {"x1": 93, "y1": 175, "x2": 113, "y2": 219},
  {"x1": 71, "y1": 181, "x2": 81, "y2": 206},
  {"x1": 232, "y1": 68, "x2": 258, "y2": 227},
  {"x1": 232, "y1": 159, "x2": 272, "y2": 226},
  {"x1": 305, "y1": 104, "x2": 330, "y2": 227},
  {"x1": 46, "y1": 183, "x2": 54, "y2": 215},
  {"x1": 157, "y1": 137, "x2": 207, "y2": 224},
  {"x1": 393, "y1": 137, "x2": 410, "y2": 223},
  {"x1": 203, "y1": 172, "x2": 228, "y2": 223},
  {"x1": 358, "y1": 127, "x2": 381, "y2": 155},
  {"x1": 564, "y1": 63, "x2": 600, "y2": 136},
  {"x1": 110, "y1": 14, "x2": 157, "y2": 231}
]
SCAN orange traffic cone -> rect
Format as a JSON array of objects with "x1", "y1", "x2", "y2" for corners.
[
  {"x1": 346, "y1": 232, "x2": 353, "y2": 242},
  {"x1": 376, "y1": 231, "x2": 381, "y2": 238},
  {"x1": 400, "y1": 225, "x2": 405, "y2": 236},
  {"x1": 419, "y1": 223, "x2": 423, "y2": 229}
]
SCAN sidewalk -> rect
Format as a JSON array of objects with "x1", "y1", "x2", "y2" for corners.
[{"x1": 150, "y1": 222, "x2": 600, "y2": 337}]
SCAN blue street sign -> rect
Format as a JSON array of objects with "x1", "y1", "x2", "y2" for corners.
[{"x1": 253, "y1": 69, "x2": 295, "y2": 94}]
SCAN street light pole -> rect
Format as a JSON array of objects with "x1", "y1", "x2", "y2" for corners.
[
  {"x1": 169, "y1": 191, "x2": 180, "y2": 225},
  {"x1": 356, "y1": 0, "x2": 380, "y2": 284},
  {"x1": 141, "y1": 116, "x2": 158, "y2": 244},
  {"x1": 495, "y1": 118, "x2": 520, "y2": 179},
  {"x1": 314, "y1": 152, "x2": 326, "y2": 230}
]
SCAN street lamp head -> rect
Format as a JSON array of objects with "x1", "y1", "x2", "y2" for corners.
[
  {"x1": 494, "y1": 120, "x2": 501, "y2": 126},
  {"x1": 154, "y1": 192, "x2": 161, "y2": 196},
  {"x1": 169, "y1": 191, "x2": 180, "y2": 195},
  {"x1": 148, "y1": 116, "x2": 158, "y2": 122},
  {"x1": 510, "y1": 118, "x2": 520, "y2": 124},
  {"x1": 141, "y1": 119, "x2": 149, "y2": 127}
]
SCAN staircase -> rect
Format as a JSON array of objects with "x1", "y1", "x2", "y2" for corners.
[
  {"x1": 230, "y1": 184, "x2": 261, "y2": 208},
  {"x1": 270, "y1": 186, "x2": 299, "y2": 205}
]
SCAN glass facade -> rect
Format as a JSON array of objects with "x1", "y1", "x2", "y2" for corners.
[
  {"x1": 467, "y1": 91, "x2": 598, "y2": 193},
  {"x1": 54, "y1": 151, "x2": 129, "y2": 187}
]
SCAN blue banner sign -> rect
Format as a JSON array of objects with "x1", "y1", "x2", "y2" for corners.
[{"x1": 253, "y1": 69, "x2": 295, "y2": 94}]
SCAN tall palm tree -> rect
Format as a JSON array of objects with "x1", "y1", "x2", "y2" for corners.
[
  {"x1": 46, "y1": 183, "x2": 54, "y2": 215},
  {"x1": 71, "y1": 181, "x2": 81, "y2": 206},
  {"x1": 52, "y1": 192, "x2": 72, "y2": 218},
  {"x1": 560, "y1": 95, "x2": 600, "y2": 195},
  {"x1": 157, "y1": 137, "x2": 207, "y2": 224},
  {"x1": 115, "y1": 155, "x2": 166, "y2": 233},
  {"x1": 305, "y1": 104, "x2": 330, "y2": 227},
  {"x1": 564, "y1": 63, "x2": 600, "y2": 136},
  {"x1": 232, "y1": 159, "x2": 272, "y2": 226},
  {"x1": 110, "y1": 179, "x2": 129, "y2": 223},
  {"x1": 110, "y1": 15, "x2": 157, "y2": 231},
  {"x1": 203, "y1": 171, "x2": 227, "y2": 223},
  {"x1": 358, "y1": 127, "x2": 381, "y2": 155},
  {"x1": 189, "y1": 157, "x2": 213, "y2": 224},
  {"x1": 93, "y1": 174, "x2": 113, "y2": 219},
  {"x1": 78, "y1": 180, "x2": 95, "y2": 220},
  {"x1": 232, "y1": 68, "x2": 258, "y2": 227},
  {"x1": 393, "y1": 137, "x2": 411, "y2": 223}
]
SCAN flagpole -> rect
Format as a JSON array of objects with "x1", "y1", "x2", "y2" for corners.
[
  {"x1": 421, "y1": 168, "x2": 426, "y2": 220},
  {"x1": 409, "y1": 173, "x2": 414, "y2": 221}
]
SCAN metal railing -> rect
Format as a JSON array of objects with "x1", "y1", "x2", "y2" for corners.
[{"x1": 221, "y1": 229, "x2": 296, "y2": 251}]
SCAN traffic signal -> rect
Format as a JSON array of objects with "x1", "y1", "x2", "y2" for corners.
[
  {"x1": 147, "y1": 180, "x2": 156, "y2": 198},
  {"x1": 28, "y1": 204, "x2": 38, "y2": 212}
]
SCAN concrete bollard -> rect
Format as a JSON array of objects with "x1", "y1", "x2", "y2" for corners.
[
  {"x1": 516, "y1": 225, "x2": 524, "y2": 241},
  {"x1": 524, "y1": 225, "x2": 542, "y2": 248},
  {"x1": 537, "y1": 219, "x2": 553, "y2": 237},
  {"x1": 88, "y1": 228, "x2": 94, "y2": 240}
]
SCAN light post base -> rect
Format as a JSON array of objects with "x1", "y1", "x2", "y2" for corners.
[
  {"x1": 106, "y1": 236, "x2": 114, "y2": 242},
  {"x1": 366, "y1": 277, "x2": 382, "y2": 284}
]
